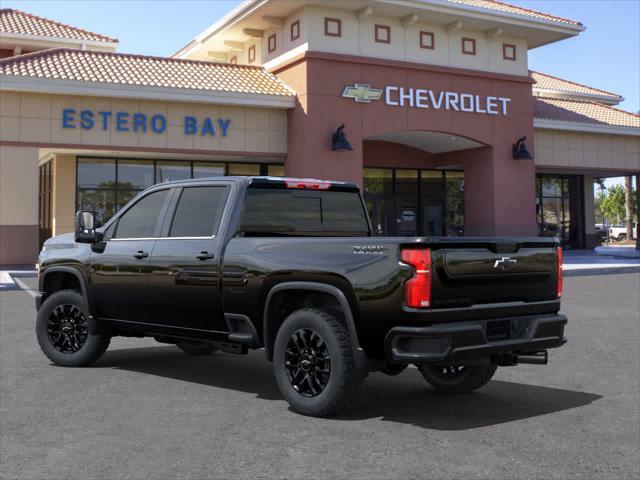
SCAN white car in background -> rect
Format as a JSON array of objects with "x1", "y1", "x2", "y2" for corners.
[{"x1": 608, "y1": 224, "x2": 637, "y2": 241}]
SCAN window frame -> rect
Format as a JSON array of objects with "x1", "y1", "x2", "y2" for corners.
[
  {"x1": 290, "y1": 20, "x2": 300, "y2": 41},
  {"x1": 462, "y1": 37, "x2": 476, "y2": 55},
  {"x1": 110, "y1": 187, "x2": 173, "y2": 241},
  {"x1": 419, "y1": 31, "x2": 435, "y2": 50},
  {"x1": 164, "y1": 184, "x2": 231, "y2": 239},
  {"x1": 324, "y1": 17, "x2": 342, "y2": 38},
  {"x1": 502, "y1": 43, "x2": 516, "y2": 61},
  {"x1": 248, "y1": 44, "x2": 256, "y2": 63},
  {"x1": 268, "y1": 33, "x2": 277, "y2": 53},
  {"x1": 375, "y1": 24, "x2": 391, "y2": 44}
]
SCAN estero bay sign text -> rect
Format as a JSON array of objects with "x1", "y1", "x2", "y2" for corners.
[
  {"x1": 343, "y1": 83, "x2": 511, "y2": 115},
  {"x1": 61, "y1": 109, "x2": 232, "y2": 136}
]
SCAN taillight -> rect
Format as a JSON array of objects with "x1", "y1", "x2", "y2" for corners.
[
  {"x1": 284, "y1": 179, "x2": 332, "y2": 190},
  {"x1": 401, "y1": 248, "x2": 432, "y2": 308},
  {"x1": 556, "y1": 246, "x2": 563, "y2": 298}
]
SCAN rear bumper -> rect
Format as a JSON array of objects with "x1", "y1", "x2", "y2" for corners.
[{"x1": 385, "y1": 314, "x2": 567, "y2": 364}]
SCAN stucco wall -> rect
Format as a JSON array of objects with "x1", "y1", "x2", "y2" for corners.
[
  {"x1": 534, "y1": 129, "x2": 640, "y2": 172},
  {"x1": 0, "y1": 91, "x2": 287, "y2": 154},
  {"x1": 260, "y1": 5, "x2": 528, "y2": 76}
]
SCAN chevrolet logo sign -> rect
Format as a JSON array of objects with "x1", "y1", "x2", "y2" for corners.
[
  {"x1": 494, "y1": 257, "x2": 518, "y2": 271},
  {"x1": 342, "y1": 84, "x2": 383, "y2": 103}
]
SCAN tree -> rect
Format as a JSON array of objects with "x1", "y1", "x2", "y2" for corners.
[
  {"x1": 625, "y1": 176, "x2": 633, "y2": 241},
  {"x1": 600, "y1": 185, "x2": 627, "y2": 224}
]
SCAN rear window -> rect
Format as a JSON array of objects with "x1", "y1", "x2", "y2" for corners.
[
  {"x1": 169, "y1": 186, "x2": 227, "y2": 237},
  {"x1": 239, "y1": 188, "x2": 369, "y2": 236}
]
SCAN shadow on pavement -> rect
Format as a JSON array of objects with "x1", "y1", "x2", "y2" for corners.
[{"x1": 95, "y1": 345, "x2": 601, "y2": 430}]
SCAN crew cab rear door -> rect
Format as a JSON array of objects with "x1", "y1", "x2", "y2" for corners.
[{"x1": 145, "y1": 181, "x2": 233, "y2": 332}]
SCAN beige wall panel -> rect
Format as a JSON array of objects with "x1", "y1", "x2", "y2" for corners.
[
  {"x1": 20, "y1": 93, "x2": 51, "y2": 119},
  {"x1": 535, "y1": 146, "x2": 553, "y2": 165},
  {"x1": 139, "y1": 131, "x2": 167, "y2": 148},
  {"x1": 625, "y1": 138, "x2": 640, "y2": 154},
  {"x1": 3, "y1": 93, "x2": 286, "y2": 153},
  {"x1": 244, "y1": 129, "x2": 270, "y2": 152},
  {"x1": 52, "y1": 154, "x2": 76, "y2": 236},
  {"x1": 220, "y1": 106, "x2": 246, "y2": 130},
  {"x1": 166, "y1": 125, "x2": 194, "y2": 149},
  {"x1": 19, "y1": 117, "x2": 51, "y2": 143},
  {"x1": 269, "y1": 131, "x2": 287, "y2": 153},
  {"x1": 269, "y1": 109, "x2": 287, "y2": 132},
  {"x1": 51, "y1": 95, "x2": 81, "y2": 118},
  {"x1": 51, "y1": 119, "x2": 82, "y2": 144},
  {"x1": 626, "y1": 152, "x2": 640, "y2": 170},
  {"x1": 168, "y1": 103, "x2": 194, "y2": 126},
  {"x1": 583, "y1": 150, "x2": 598, "y2": 168},
  {"x1": 567, "y1": 132, "x2": 583, "y2": 150},
  {"x1": 552, "y1": 131, "x2": 569, "y2": 149},
  {"x1": 81, "y1": 96, "x2": 111, "y2": 113},
  {"x1": 0, "y1": 91, "x2": 20, "y2": 117},
  {"x1": 220, "y1": 128, "x2": 245, "y2": 151},
  {"x1": 611, "y1": 136, "x2": 626, "y2": 153},
  {"x1": 359, "y1": 17, "x2": 405, "y2": 61},
  {"x1": 110, "y1": 125, "x2": 139, "y2": 147},
  {"x1": 0, "y1": 145, "x2": 39, "y2": 225},
  {"x1": 245, "y1": 108, "x2": 270, "y2": 130},
  {"x1": 0, "y1": 116, "x2": 19, "y2": 141},
  {"x1": 535, "y1": 130, "x2": 553, "y2": 148},
  {"x1": 193, "y1": 130, "x2": 220, "y2": 151}
]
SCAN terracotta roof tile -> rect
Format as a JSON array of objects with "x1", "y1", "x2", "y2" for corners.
[
  {"x1": 0, "y1": 8, "x2": 117, "y2": 43},
  {"x1": 534, "y1": 97, "x2": 640, "y2": 128},
  {"x1": 531, "y1": 71, "x2": 622, "y2": 101},
  {"x1": 447, "y1": 0, "x2": 582, "y2": 26},
  {"x1": 0, "y1": 48, "x2": 295, "y2": 97}
]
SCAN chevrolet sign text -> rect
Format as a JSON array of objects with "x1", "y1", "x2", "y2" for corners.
[{"x1": 342, "y1": 83, "x2": 511, "y2": 115}]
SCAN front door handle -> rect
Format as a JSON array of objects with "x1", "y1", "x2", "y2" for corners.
[
  {"x1": 196, "y1": 251, "x2": 215, "y2": 261},
  {"x1": 134, "y1": 250, "x2": 149, "y2": 259}
]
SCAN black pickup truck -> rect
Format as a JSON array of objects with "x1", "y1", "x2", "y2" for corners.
[{"x1": 36, "y1": 176, "x2": 566, "y2": 416}]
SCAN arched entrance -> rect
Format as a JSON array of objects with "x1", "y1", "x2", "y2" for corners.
[{"x1": 362, "y1": 131, "x2": 486, "y2": 237}]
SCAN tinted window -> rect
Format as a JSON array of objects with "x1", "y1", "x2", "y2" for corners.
[
  {"x1": 240, "y1": 189, "x2": 369, "y2": 235},
  {"x1": 114, "y1": 189, "x2": 169, "y2": 239},
  {"x1": 169, "y1": 186, "x2": 227, "y2": 237}
]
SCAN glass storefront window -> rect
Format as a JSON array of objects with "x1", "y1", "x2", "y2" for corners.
[
  {"x1": 267, "y1": 165, "x2": 285, "y2": 177},
  {"x1": 156, "y1": 162, "x2": 191, "y2": 183},
  {"x1": 77, "y1": 158, "x2": 115, "y2": 189},
  {"x1": 193, "y1": 162, "x2": 225, "y2": 178},
  {"x1": 228, "y1": 163, "x2": 261, "y2": 176},
  {"x1": 363, "y1": 168, "x2": 464, "y2": 237},
  {"x1": 363, "y1": 168, "x2": 394, "y2": 236},
  {"x1": 118, "y1": 160, "x2": 154, "y2": 190},
  {"x1": 536, "y1": 174, "x2": 582, "y2": 248},
  {"x1": 75, "y1": 158, "x2": 282, "y2": 226}
]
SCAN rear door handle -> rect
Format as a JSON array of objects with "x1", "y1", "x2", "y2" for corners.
[
  {"x1": 134, "y1": 250, "x2": 149, "y2": 259},
  {"x1": 196, "y1": 251, "x2": 215, "y2": 261}
]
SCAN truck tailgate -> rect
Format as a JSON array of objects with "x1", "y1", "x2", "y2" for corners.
[{"x1": 427, "y1": 240, "x2": 559, "y2": 308}]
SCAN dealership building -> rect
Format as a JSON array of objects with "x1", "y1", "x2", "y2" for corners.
[{"x1": 1, "y1": 0, "x2": 639, "y2": 266}]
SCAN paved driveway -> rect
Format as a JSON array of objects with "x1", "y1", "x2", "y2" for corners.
[{"x1": 1, "y1": 273, "x2": 638, "y2": 479}]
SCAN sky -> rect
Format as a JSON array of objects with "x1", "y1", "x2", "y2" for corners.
[{"x1": 3, "y1": 0, "x2": 638, "y2": 188}]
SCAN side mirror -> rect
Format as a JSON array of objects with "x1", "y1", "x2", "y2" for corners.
[{"x1": 75, "y1": 210, "x2": 97, "y2": 243}]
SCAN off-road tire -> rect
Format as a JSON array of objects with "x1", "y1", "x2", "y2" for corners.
[
  {"x1": 273, "y1": 308, "x2": 365, "y2": 417},
  {"x1": 418, "y1": 363, "x2": 497, "y2": 394},
  {"x1": 176, "y1": 341, "x2": 217, "y2": 355},
  {"x1": 36, "y1": 290, "x2": 110, "y2": 367}
]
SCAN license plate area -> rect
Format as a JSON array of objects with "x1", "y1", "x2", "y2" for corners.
[{"x1": 486, "y1": 319, "x2": 510, "y2": 341}]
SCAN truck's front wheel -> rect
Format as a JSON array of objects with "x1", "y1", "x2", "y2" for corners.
[
  {"x1": 36, "y1": 290, "x2": 110, "y2": 367},
  {"x1": 273, "y1": 308, "x2": 365, "y2": 417},
  {"x1": 418, "y1": 364, "x2": 497, "y2": 394}
]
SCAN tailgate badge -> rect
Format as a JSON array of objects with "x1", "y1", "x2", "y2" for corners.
[{"x1": 494, "y1": 257, "x2": 518, "y2": 270}]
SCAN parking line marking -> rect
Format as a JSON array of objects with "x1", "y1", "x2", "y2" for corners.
[{"x1": 13, "y1": 277, "x2": 37, "y2": 298}]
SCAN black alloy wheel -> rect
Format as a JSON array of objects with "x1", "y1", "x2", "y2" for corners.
[
  {"x1": 432, "y1": 365, "x2": 466, "y2": 379},
  {"x1": 284, "y1": 328, "x2": 331, "y2": 397},
  {"x1": 47, "y1": 304, "x2": 89, "y2": 354},
  {"x1": 418, "y1": 363, "x2": 497, "y2": 394}
]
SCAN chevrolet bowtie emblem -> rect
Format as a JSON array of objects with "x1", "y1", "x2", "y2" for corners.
[
  {"x1": 494, "y1": 257, "x2": 518, "y2": 270},
  {"x1": 342, "y1": 84, "x2": 383, "y2": 103}
]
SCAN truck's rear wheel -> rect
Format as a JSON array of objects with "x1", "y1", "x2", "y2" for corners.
[
  {"x1": 176, "y1": 341, "x2": 217, "y2": 355},
  {"x1": 418, "y1": 363, "x2": 497, "y2": 394},
  {"x1": 36, "y1": 290, "x2": 110, "y2": 367},
  {"x1": 273, "y1": 308, "x2": 365, "y2": 417}
]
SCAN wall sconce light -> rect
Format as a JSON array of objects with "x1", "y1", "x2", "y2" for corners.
[
  {"x1": 332, "y1": 124, "x2": 353, "y2": 151},
  {"x1": 512, "y1": 136, "x2": 533, "y2": 160}
]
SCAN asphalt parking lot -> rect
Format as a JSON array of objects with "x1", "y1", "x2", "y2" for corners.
[{"x1": 1, "y1": 273, "x2": 638, "y2": 479}]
